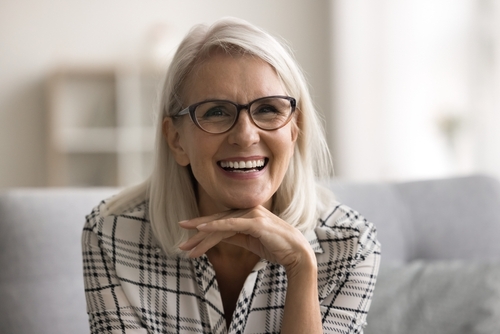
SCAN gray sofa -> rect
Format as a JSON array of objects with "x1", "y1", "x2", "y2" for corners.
[{"x1": 1, "y1": 175, "x2": 499, "y2": 333}]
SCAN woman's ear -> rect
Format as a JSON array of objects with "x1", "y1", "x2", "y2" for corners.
[{"x1": 162, "y1": 117, "x2": 190, "y2": 166}]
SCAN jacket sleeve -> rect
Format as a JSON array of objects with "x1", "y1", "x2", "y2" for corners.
[
  {"x1": 82, "y1": 208, "x2": 148, "y2": 334},
  {"x1": 316, "y1": 204, "x2": 381, "y2": 333}
]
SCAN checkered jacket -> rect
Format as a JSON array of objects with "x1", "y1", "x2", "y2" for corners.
[{"x1": 82, "y1": 199, "x2": 380, "y2": 334}]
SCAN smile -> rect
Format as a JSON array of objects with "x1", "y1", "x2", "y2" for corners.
[{"x1": 218, "y1": 158, "x2": 268, "y2": 172}]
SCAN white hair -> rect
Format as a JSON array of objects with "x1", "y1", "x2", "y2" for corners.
[{"x1": 104, "y1": 17, "x2": 334, "y2": 256}]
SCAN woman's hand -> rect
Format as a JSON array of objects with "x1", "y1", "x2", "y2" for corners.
[
  {"x1": 179, "y1": 206, "x2": 323, "y2": 333},
  {"x1": 178, "y1": 206, "x2": 316, "y2": 274}
]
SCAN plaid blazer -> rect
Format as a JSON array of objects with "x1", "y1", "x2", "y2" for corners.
[{"x1": 82, "y1": 199, "x2": 380, "y2": 334}]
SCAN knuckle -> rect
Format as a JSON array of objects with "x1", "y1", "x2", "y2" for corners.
[
  {"x1": 255, "y1": 217, "x2": 266, "y2": 228},
  {"x1": 226, "y1": 217, "x2": 238, "y2": 227}
]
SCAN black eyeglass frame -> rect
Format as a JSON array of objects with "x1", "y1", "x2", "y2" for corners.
[{"x1": 175, "y1": 95, "x2": 297, "y2": 134}]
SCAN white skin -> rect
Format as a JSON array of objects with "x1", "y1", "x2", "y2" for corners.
[{"x1": 163, "y1": 50, "x2": 322, "y2": 333}]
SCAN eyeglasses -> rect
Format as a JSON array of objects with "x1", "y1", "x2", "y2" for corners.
[{"x1": 175, "y1": 95, "x2": 296, "y2": 134}]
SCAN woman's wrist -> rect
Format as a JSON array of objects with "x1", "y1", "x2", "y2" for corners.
[
  {"x1": 281, "y1": 244, "x2": 322, "y2": 334},
  {"x1": 284, "y1": 244, "x2": 317, "y2": 280}
]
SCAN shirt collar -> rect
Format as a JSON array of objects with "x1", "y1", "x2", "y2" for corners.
[{"x1": 305, "y1": 228, "x2": 324, "y2": 254}]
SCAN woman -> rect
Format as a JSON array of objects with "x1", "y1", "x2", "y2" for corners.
[{"x1": 82, "y1": 17, "x2": 380, "y2": 334}]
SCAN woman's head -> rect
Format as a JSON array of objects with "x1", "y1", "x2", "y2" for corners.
[
  {"x1": 149, "y1": 17, "x2": 333, "y2": 255},
  {"x1": 164, "y1": 49, "x2": 298, "y2": 216}
]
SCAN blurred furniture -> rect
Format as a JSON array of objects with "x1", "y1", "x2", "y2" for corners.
[
  {"x1": 331, "y1": 174, "x2": 500, "y2": 333},
  {"x1": 1, "y1": 175, "x2": 499, "y2": 333},
  {"x1": 46, "y1": 67, "x2": 159, "y2": 187},
  {"x1": 0, "y1": 188, "x2": 117, "y2": 334}
]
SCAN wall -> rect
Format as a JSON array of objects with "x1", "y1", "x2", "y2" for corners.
[
  {"x1": 0, "y1": 0, "x2": 332, "y2": 187},
  {"x1": 330, "y1": 0, "x2": 500, "y2": 181},
  {"x1": 4, "y1": 0, "x2": 498, "y2": 187}
]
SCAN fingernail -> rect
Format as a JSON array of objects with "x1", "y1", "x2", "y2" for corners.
[
  {"x1": 197, "y1": 223, "x2": 207, "y2": 230},
  {"x1": 178, "y1": 220, "x2": 188, "y2": 225}
]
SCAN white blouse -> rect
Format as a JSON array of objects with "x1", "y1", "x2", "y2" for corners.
[{"x1": 82, "y1": 199, "x2": 380, "y2": 333}]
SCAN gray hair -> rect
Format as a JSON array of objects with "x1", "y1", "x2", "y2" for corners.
[{"x1": 104, "y1": 17, "x2": 333, "y2": 256}]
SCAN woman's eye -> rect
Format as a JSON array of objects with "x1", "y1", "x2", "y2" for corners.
[
  {"x1": 202, "y1": 107, "x2": 229, "y2": 118},
  {"x1": 255, "y1": 105, "x2": 280, "y2": 114}
]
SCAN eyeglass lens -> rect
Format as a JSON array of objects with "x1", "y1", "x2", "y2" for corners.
[{"x1": 194, "y1": 97, "x2": 293, "y2": 133}]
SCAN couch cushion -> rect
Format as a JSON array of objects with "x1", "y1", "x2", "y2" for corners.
[
  {"x1": 0, "y1": 188, "x2": 118, "y2": 334},
  {"x1": 330, "y1": 175, "x2": 500, "y2": 262},
  {"x1": 366, "y1": 260, "x2": 500, "y2": 334},
  {"x1": 329, "y1": 181, "x2": 414, "y2": 263},
  {"x1": 396, "y1": 175, "x2": 500, "y2": 261}
]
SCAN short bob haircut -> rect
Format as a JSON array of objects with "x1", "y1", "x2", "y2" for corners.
[{"x1": 104, "y1": 17, "x2": 334, "y2": 256}]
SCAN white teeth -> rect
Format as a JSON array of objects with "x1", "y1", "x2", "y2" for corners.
[{"x1": 220, "y1": 159, "x2": 265, "y2": 170}]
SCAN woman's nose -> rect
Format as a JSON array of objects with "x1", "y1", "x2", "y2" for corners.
[{"x1": 227, "y1": 110, "x2": 260, "y2": 147}]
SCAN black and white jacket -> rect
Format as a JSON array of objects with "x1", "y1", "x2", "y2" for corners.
[{"x1": 82, "y1": 199, "x2": 380, "y2": 334}]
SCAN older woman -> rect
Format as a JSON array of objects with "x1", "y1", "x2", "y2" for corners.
[{"x1": 82, "y1": 17, "x2": 380, "y2": 334}]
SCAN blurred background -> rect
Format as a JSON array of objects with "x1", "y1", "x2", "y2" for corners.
[{"x1": 0, "y1": 0, "x2": 499, "y2": 188}]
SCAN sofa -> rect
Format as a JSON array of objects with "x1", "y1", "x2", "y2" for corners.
[
  {"x1": 1, "y1": 175, "x2": 499, "y2": 333},
  {"x1": 331, "y1": 175, "x2": 500, "y2": 333}
]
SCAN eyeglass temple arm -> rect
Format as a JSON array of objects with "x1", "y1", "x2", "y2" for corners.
[{"x1": 175, "y1": 107, "x2": 190, "y2": 117}]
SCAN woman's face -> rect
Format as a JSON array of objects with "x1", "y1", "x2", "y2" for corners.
[{"x1": 165, "y1": 51, "x2": 298, "y2": 216}]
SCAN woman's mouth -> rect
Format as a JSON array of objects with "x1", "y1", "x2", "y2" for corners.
[{"x1": 218, "y1": 158, "x2": 268, "y2": 173}]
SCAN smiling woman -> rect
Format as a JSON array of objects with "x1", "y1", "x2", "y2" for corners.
[
  {"x1": 81, "y1": 17, "x2": 380, "y2": 334},
  {"x1": 165, "y1": 51, "x2": 297, "y2": 213}
]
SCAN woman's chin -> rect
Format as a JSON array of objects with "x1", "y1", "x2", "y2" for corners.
[
  {"x1": 223, "y1": 196, "x2": 272, "y2": 211},
  {"x1": 196, "y1": 184, "x2": 274, "y2": 214}
]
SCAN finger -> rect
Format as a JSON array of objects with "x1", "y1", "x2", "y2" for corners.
[
  {"x1": 178, "y1": 217, "x2": 213, "y2": 230},
  {"x1": 179, "y1": 211, "x2": 257, "y2": 253},
  {"x1": 178, "y1": 231, "x2": 208, "y2": 250},
  {"x1": 197, "y1": 217, "x2": 265, "y2": 239},
  {"x1": 188, "y1": 231, "x2": 237, "y2": 258},
  {"x1": 178, "y1": 210, "x2": 248, "y2": 229}
]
